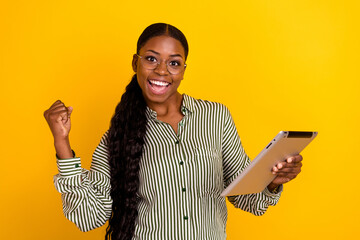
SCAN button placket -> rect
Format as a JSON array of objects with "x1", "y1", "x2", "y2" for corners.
[
  {"x1": 175, "y1": 129, "x2": 190, "y2": 225},
  {"x1": 178, "y1": 148, "x2": 188, "y2": 223}
]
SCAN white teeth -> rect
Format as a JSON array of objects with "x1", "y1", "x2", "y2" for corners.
[{"x1": 149, "y1": 80, "x2": 170, "y2": 87}]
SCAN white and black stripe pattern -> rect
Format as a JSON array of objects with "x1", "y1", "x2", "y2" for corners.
[{"x1": 54, "y1": 94, "x2": 281, "y2": 239}]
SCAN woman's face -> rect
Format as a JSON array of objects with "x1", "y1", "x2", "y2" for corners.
[{"x1": 132, "y1": 35, "x2": 186, "y2": 106}]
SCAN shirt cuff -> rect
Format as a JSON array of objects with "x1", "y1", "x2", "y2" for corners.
[
  {"x1": 56, "y1": 157, "x2": 82, "y2": 177},
  {"x1": 263, "y1": 184, "x2": 283, "y2": 197}
]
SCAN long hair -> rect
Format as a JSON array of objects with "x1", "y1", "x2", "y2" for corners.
[{"x1": 106, "y1": 23, "x2": 189, "y2": 240}]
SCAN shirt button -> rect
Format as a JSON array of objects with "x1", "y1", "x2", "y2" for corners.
[
  {"x1": 179, "y1": 161, "x2": 184, "y2": 165},
  {"x1": 175, "y1": 140, "x2": 179, "y2": 144},
  {"x1": 179, "y1": 122, "x2": 184, "y2": 126},
  {"x1": 75, "y1": 164, "x2": 80, "y2": 168},
  {"x1": 184, "y1": 216, "x2": 188, "y2": 220},
  {"x1": 182, "y1": 187, "x2": 186, "y2": 192}
]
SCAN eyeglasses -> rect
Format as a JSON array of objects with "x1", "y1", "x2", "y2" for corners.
[{"x1": 136, "y1": 54, "x2": 186, "y2": 75}]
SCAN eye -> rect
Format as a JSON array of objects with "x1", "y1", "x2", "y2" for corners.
[
  {"x1": 145, "y1": 56, "x2": 157, "y2": 63},
  {"x1": 168, "y1": 60, "x2": 181, "y2": 67}
]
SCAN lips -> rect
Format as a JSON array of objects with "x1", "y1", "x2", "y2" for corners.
[
  {"x1": 149, "y1": 79, "x2": 170, "y2": 87},
  {"x1": 147, "y1": 79, "x2": 171, "y2": 95}
]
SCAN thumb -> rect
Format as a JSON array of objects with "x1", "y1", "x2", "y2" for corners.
[{"x1": 67, "y1": 106, "x2": 73, "y2": 118}]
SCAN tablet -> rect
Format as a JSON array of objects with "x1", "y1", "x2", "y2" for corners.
[{"x1": 221, "y1": 131, "x2": 318, "y2": 196}]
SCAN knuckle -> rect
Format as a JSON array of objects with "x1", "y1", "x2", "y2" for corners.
[
  {"x1": 49, "y1": 112, "x2": 60, "y2": 120},
  {"x1": 48, "y1": 114, "x2": 56, "y2": 120}
]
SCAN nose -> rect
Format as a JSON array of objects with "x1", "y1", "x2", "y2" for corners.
[{"x1": 154, "y1": 60, "x2": 169, "y2": 75}]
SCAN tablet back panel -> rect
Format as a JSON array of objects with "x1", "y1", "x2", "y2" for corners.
[{"x1": 221, "y1": 131, "x2": 317, "y2": 196}]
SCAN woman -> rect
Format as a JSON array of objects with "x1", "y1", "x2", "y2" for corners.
[{"x1": 44, "y1": 23, "x2": 303, "y2": 240}]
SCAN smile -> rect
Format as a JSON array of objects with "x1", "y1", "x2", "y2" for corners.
[
  {"x1": 148, "y1": 80, "x2": 170, "y2": 87},
  {"x1": 147, "y1": 79, "x2": 171, "y2": 95}
]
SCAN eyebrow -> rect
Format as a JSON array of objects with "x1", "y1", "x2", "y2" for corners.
[{"x1": 146, "y1": 50, "x2": 183, "y2": 58}]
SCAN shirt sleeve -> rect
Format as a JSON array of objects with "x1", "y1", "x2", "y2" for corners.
[
  {"x1": 221, "y1": 106, "x2": 282, "y2": 216},
  {"x1": 53, "y1": 132, "x2": 113, "y2": 231}
]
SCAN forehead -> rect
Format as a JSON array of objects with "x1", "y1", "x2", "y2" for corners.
[{"x1": 139, "y1": 35, "x2": 185, "y2": 58}]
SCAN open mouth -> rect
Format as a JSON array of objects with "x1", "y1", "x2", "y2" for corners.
[
  {"x1": 148, "y1": 79, "x2": 171, "y2": 95},
  {"x1": 148, "y1": 80, "x2": 170, "y2": 87}
]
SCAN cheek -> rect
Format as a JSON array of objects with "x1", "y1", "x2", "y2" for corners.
[
  {"x1": 173, "y1": 75, "x2": 184, "y2": 84},
  {"x1": 136, "y1": 69, "x2": 151, "y2": 90},
  {"x1": 137, "y1": 67, "x2": 150, "y2": 81}
]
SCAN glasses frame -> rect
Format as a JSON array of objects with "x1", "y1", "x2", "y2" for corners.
[{"x1": 136, "y1": 54, "x2": 187, "y2": 75}]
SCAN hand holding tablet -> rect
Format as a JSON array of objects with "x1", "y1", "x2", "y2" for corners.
[
  {"x1": 267, "y1": 154, "x2": 303, "y2": 192},
  {"x1": 221, "y1": 131, "x2": 318, "y2": 196}
]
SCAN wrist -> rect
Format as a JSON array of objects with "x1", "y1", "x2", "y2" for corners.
[
  {"x1": 54, "y1": 134, "x2": 70, "y2": 143},
  {"x1": 56, "y1": 149, "x2": 76, "y2": 159},
  {"x1": 267, "y1": 183, "x2": 280, "y2": 193},
  {"x1": 54, "y1": 137, "x2": 73, "y2": 159}
]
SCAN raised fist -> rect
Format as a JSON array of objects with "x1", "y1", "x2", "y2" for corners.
[{"x1": 44, "y1": 100, "x2": 73, "y2": 140}]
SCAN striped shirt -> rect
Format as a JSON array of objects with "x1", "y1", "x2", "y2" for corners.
[{"x1": 54, "y1": 94, "x2": 281, "y2": 239}]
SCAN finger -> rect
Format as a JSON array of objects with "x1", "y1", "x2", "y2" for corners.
[
  {"x1": 51, "y1": 104, "x2": 68, "y2": 112},
  {"x1": 58, "y1": 110, "x2": 70, "y2": 123},
  {"x1": 47, "y1": 108, "x2": 68, "y2": 123},
  {"x1": 272, "y1": 163, "x2": 291, "y2": 172},
  {"x1": 67, "y1": 106, "x2": 73, "y2": 118},
  {"x1": 277, "y1": 161, "x2": 302, "y2": 170},
  {"x1": 279, "y1": 161, "x2": 302, "y2": 169},
  {"x1": 46, "y1": 105, "x2": 73, "y2": 123},
  {"x1": 272, "y1": 162, "x2": 302, "y2": 174},
  {"x1": 45, "y1": 102, "x2": 63, "y2": 118},
  {"x1": 49, "y1": 100, "x2": 65, "y2": 109},
  {"x1": 47, "y1": 107, "x2": 68, "y2": 119},
  {"x1": 46, "y1": 104, "x2": 66, "y2": 117},
  {"x1": 276, "y1": 161, "x2": 299, "y2": 170},
  {"x1": 274, "y1": 172, "x2": 299, "y2": 179},
  {"x1": 275, "y1": 167, "x2": 301, "y2": 174},
  {"x1": 287, "y1": 155, "x2": 303, "y2": 163}
]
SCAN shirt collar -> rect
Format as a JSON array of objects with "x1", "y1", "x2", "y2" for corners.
[
  {"x1": 181, "y1": 94, "x2": 195, "y2": 114},
  {"x1": 145, "y1": 94, "x2": 195, "y2": 121}
]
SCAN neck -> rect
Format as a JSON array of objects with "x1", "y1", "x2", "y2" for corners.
[{"x1": 146, "y1": 92, "x2": 183, "y2": 118}]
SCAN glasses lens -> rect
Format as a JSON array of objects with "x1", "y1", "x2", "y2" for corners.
[
  {"x1": 140, "y1": 56, "x2": 157, "y2": 69},
  {"x1": 139, "y1": 55, "x2": 185, "y2": 75},
  {"x1": 167, "y1": 60, "x2": 185, "y2": 74}
]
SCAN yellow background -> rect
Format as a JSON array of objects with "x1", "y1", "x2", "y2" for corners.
[{"x1": 1, "y1": 0, "x2": 359, "y2": 239}]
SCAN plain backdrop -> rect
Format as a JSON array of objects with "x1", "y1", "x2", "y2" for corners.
[{"x1": 1, "y1": 0, "x2": 359, "y2": 239}]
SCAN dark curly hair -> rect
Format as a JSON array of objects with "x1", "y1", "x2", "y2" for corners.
[{"x1": 106, "y1": 23, "x2": 189, "y2": 240}]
